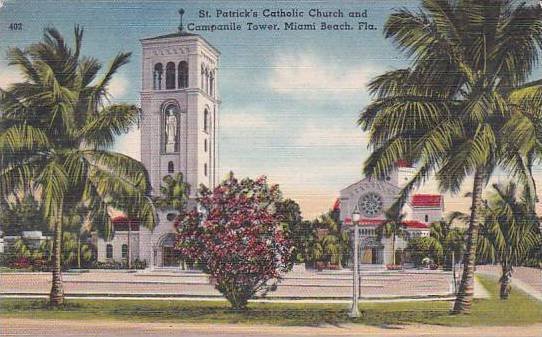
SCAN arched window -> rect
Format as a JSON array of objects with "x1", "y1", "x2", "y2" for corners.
[
  {"x1": 204, "y1": 163, "x2": 208, "y2": 176},
  {"x1": 168, "y1": 161, "x2": 174, "y2": 173},
  {"x1": 153, "y1": 63, "x2": 163, "y2": 90},
  {"x1": 166, "y1": 62, "x2": 176, "y2": 89},
  {"x1": 178, "y1": 61, "x2": 188, "y2": 88},
  {"x1": 106, "y1": 244, "x2": 113, "y2": 259},
  {"x1": 204, "y1": 109, "x2": 209, "y2": 132},
  {"x1": 424, "y1": 214, "x2": 429, "y2": 222},
  {"x1": 209, "y1": 71, "x2": 215, "y2": 97},
  {"x1": 121, "y1": 244, "x2": 128, "y2": 258},
  {"x1": 204, "y1": 139, "x2": 208, "y2": 152}
]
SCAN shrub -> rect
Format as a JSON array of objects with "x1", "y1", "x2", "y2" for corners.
[
  {"x1": 176, "y1": 174, "x2": 293, "y2": 310},
  {"x1": 386, "y1": 264, "x2": 402, "y2": 270}
]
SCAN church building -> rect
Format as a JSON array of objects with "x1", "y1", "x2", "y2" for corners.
[
  {"x1": 338, "y1": 161, "x2": 443, "y2": 265},
  {"x1": 94, "y1": 16, "x2": 219, "y2": 268}
]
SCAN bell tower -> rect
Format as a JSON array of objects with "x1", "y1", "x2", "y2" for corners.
[{"x1": 139, "y1": 10, "x2": 220, "y2": 198}]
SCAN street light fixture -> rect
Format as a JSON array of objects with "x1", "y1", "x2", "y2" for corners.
[{"x1": 349, "y1": 208, "x2": 362, "y2": 318}]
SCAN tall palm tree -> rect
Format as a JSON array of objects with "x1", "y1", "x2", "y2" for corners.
[
  {"x1": 0, "y1": 26, "x2": 156, "y2": 306},
  {"x1": 377, "y1": 205, "x2": 406, "y2": 265},
  {"x1": 478, "y1": 182, "x2": 541, "y2": 299},
  {"x1": 359, "y1": 0, "x2": 542, "y2": 314}
]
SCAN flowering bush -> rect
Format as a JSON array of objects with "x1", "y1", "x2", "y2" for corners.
[
  {"x1": 385, "y1": 264, "x2": 402, "y2": 270},
  {"x1": 10, "y1": 256, "x2": 31, "y2": 269},
  {"x1": 175, "y1": 174, "x2": 293, "y2": 310}
]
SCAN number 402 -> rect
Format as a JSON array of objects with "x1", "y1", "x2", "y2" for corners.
[{"x1": 9, "y1": 23, "x2": 22, "y2": 31}]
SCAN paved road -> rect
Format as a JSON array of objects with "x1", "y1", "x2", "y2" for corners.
[
  {"x1": 3, "y1": 319, "x2": 542, "y2": 337},
  {"x1": 0, "y1": 270, "x2": 454, "y2": 299}
]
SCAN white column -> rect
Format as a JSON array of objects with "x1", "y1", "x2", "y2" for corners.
[
  {"x1": 149, "y1": 230, "x2": 155, "y2": 271},
  {"x1": 349, "y1": 223, "x2": 361, "y2": 318}
]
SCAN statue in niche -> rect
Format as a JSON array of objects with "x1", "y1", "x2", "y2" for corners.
[{"x1": 165, "y1": 105, "x2": 178, "y2": 152}]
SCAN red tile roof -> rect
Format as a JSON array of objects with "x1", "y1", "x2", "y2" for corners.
[
  {"x1": 360, "y1": 219, "x2": 385, "y2": 226},
  {"x1": 343, "y1": 218, "x2": 384, "y2": 227},
  {"x1": 343, "y1": 218, "x2": 428, "y2": 229},
  {"x1": 402, "y1": 220, "x2": 429, "y2": 229},
  {"x1": 111, "y1": 216, "x2": 140, "y2": 231},
  {"x1": 332, "y1": 198, "x2": 340, "y2": 211},
  {"x1": 410, "y1": 194, "x2": 442, "y2": 208}
]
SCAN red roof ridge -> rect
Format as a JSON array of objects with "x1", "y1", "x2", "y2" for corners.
[
  {"x1": 332, "y1": 198, "x2": 340, "y2": 211},
  {"x1": 402, "y1": 220, "x2": 429, "y2": 229},
  {"x1": 410, "y1": 194, "x2": 443, "y2": 208}
]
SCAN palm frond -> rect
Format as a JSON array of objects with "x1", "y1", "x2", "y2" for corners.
[{"x1": 78, "y1": 104, "x2": 139, "y2": 148}]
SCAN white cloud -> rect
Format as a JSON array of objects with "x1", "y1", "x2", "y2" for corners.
[
  {"x1": 221, "y1": 110, "x2": 271, "y2": 130},
  {"x1": 293, "y1": 123, "x2": 367, "y2": 148},
  {"x1": 113, "y1": 128, "x2": 140, "y2": 160},
  {"x1": 0, "y1": 64, "x2": 24, "y2": 89},
  {"x1": 268, "y1": 53, "x2": 381, "y2": 98},
  {"x1": 108, "y1": 76, "x2": 129, "y2": 99}
]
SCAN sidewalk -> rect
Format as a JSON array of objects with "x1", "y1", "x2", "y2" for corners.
[
  {"x1": 476, "y1": 266, "x2": 542, "y2": 301},
  {"x1": 0, "y1": 269, "x2": 456, "y2": 300}
]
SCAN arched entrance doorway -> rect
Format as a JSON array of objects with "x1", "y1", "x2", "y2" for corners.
[
  {"x1": 156, "y1": 233, "x2": 181, "y2": 267},
  {"x1": 359, "y1": 237, "x2": 384, "y2": 265}
]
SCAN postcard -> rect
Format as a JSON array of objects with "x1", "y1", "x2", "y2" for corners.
[{"x1": 1, "y1": 1, "x2": 541, "y2": 336}]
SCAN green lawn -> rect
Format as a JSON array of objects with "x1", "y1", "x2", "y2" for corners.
[{"x1": 1, "y1": 275, "x2": 541, "y2": 326}]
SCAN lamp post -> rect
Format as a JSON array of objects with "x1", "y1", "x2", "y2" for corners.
[{"x1": 349, "y1": 209, "x2": 361, "y2": 318}]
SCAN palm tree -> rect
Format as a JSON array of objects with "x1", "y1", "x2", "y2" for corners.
[
  {"x1": 377, "y1": 205, "x2": 406, "y2": 265},
  {"x1": 62, "y1": 205, "x2": 90, "y2": 269},
  {"x1": 321, "y1": 234, "x2": 342, "y2": 266},
  {"x1": 359, "y1": 0, "x2": 542, "y2": 314},
  {"x1": 0, "y1": 26, "x2": 156, "y2": 306},
  {"x1": 154, "y1": 173, "x2": 191, "y2": 213},
  {"x1": 430, "y1": 212, "x2": 467, "y2": 269},
  {"x1": 307, "y1": 239, "x2": 323, "y2": 267},
  {"x1": 478, "y1": 182, "x2": 541, "y2": 299}
]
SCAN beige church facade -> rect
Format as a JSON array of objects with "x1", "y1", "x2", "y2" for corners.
[{"x1": 339, "y1": 162, "x2": 443, "y2": 265}]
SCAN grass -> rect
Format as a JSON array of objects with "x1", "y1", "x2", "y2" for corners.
[
  {"x1": 1, "y1": 275, "x2": 541, "y2": 327},
  {"x1": 0, "y1": 267, "x2": 32, "y2": 272}
]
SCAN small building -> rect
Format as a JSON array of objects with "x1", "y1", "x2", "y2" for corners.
[{"x1": 2, "y1": 231, "x2": 51, "y2": 255}]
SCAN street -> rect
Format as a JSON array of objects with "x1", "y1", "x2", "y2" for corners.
[{"x1": 3, "y1": 318, "x2": 542, "y2": 337}]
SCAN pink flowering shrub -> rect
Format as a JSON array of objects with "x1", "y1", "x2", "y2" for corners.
[{"x1": 175, "y1": 173, "x2": 293, "y2": 310}]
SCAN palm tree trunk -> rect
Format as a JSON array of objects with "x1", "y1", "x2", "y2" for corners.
[
  {"x1": 392, "y1": 234, "x2": 396, "y2": 265},
  {"x1": 49, "y1": 204, "x2": 64, "y2": 306},
  {"x1": 77, "y1": 234, "x2": 81, "y2": 269},
  {"x1": 452, "y1": 168, "x2": 484, "y2": 314},
  {"x1": 500, "y1": 264, "x2": 513, "y2": 300}
]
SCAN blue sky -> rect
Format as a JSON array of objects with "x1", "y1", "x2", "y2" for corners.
[{"x1": 1, "y1": 0, "x2": 541, "y2": 218}]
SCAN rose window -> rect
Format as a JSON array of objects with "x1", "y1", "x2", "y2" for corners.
[{"x1": 358, "y1": 192, "x2": 383, "y2": 218}]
